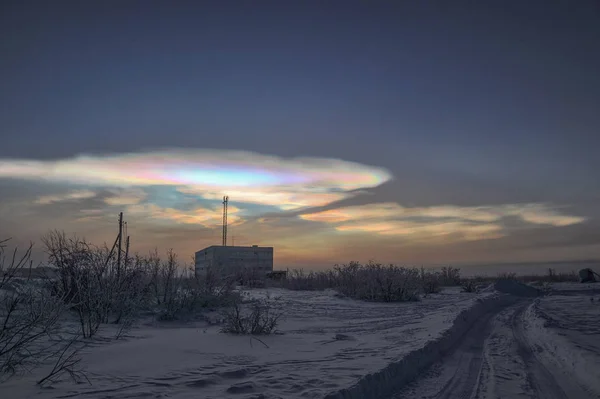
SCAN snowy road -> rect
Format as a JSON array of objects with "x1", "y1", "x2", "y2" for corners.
[{"x1": 390, "y1": 296, "x2": 599, "y2": 399}]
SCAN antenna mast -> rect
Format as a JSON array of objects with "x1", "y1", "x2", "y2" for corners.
[{"x1": 222, "y1": 195, "x2": 229, "y2": 246}]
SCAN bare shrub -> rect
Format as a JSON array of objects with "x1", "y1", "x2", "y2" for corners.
[
  {"x1": 489, "y1": 269, "x2": 579, "y2": 285},
  {"x1": 540, "y1": 268, "x2": 578, "y2": 283},
  {"x1": 110, "y1": 254, "x2": 152, "y2": 338},
  {"x1": 335, "y1": 262, "x2": 421, "y2": 302},
  {"x1": 193, "y1": 269, "x2": 238, "y2": 309},
  {"x1": 333, "y1": 261, "x2": 362, "y2": 297},
  {"x1": 152, "y1": 259, "x2": 239, "y2": 321},
  {"x1": 497, "y1": 272, "x2": 517, "y2": 280},
  {"x1": 0, "y1": 239, "x2": 82, "y2": 383},
  {"x1": 152, "y1": 250, "x2": 188, "y2": 321},
  {"x1": 44, "y1": 230, "x2": 240, "y2": 328},
  {"x1": 36, "y1": 337, "x2": 88, "y2": 386},
  {"x1": 221, "y1": 297, "x2": 283, "y2": 335},
  {"x1": 461, "y1": 279, "x2": 477, "y2": 293},
  {"x1": 420, "y1": 267, "x2": 441, "y2": 295},
  {"x1": 278, "y1": 262, "x2": 422, "y2": 302},
  {"x1": 440, "y1": 266, "x2": 461, "y2": 286},
  {"x1": 281, "y1": 269, "x2": 335, "y2": 291},
  {"x1": 42, "y1": 231, "x2": 150, "y2": 338},
  {"x1": 156, "y1": 249, "x2": 178, "y2": 307},
  {"x1": 236, "y1": 267, "x2": 268, "y2": 288}
]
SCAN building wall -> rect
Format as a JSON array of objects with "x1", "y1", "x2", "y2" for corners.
[{"x1": 195, "y1": 245, "x2": 273, "y2": 277}]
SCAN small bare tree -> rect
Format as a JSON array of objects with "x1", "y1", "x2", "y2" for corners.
[{"x1": 440, "y1": 266, "x2": 461, "y2": 286}]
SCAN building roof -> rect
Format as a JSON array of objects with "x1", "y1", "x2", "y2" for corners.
[{"x1": 195, "y1": 245, "x2": 273, "y2": 254}]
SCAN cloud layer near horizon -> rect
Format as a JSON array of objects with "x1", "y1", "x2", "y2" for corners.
[{"x1": 0, "y1": 148, "x2": 592, "y2": 266}]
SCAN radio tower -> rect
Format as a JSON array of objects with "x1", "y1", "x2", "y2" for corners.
[{"x1": 222, "y1": 195, "x2": 229, "y2": 246}]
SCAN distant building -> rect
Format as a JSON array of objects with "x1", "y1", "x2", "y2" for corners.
[{"x1": 195, "y1": 245, "x2": 273, "y2": 277}]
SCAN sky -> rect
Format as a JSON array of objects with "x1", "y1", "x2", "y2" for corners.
[{"x1": 1, "y1": 1, "x2": 599, "y2": 269}]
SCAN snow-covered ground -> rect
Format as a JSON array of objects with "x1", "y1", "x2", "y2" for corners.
[
  {"x1": 522, "y1": 293, "x2": 600, "y2": 397},
  {"x1": 2, "y1": 287, "x2": 493, "y2": 399},
  {"x1": 546, "y1": 281, "x2": 600, "y2": 294},
  {"x1": 392, "y1": 283, "x2": 600, "y2": 399},
  {"x1": 6, "y1": 283, "x2": 597, "y2": 399}
]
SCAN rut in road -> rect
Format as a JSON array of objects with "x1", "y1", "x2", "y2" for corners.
[
  {"x1": 389, "y1": 300, "x2": 592, "y2": 399},
  {"x1": 509, "y1": 303, "x2": 569, "y2": 399},
  {"x1": 508, "y1": 302, "x2": 595, "y2": 399},
  {"x1": 389, "y1": 299, "x2": 504, "y2": 399}
]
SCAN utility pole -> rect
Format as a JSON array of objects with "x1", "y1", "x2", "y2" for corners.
[
  {"x1": 124, "y1": 235, "x2": 130, "y2": 268},
  {"x1": 222, "y1": 196, "x2": 229, "y2": 246},
  {"x1": 117, "y1": 212, "x2": 123, "y2": 276}
]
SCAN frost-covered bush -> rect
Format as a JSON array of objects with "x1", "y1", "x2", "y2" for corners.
[
  {"x1": 334, "y1": 262, "x2": 422, "y2": 302},
  {"x1": 279, "y1": 262, "x2": 423, "y2": 302},
  {"x1": 220, "y1": 297, "x2": 283, "y2": 335}
]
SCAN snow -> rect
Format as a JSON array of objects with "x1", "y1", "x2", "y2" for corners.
[
  {"x1": 545, "y1": 281, "x2": 600, "y2": 294},
  {"x1": 476, "y1": 286, "x2": 600, "y2": 399},
  {"x1": 478, "y1": 306, "x2": 534, "y2": 399},
  {"x1": 2, "y1": 287, "x2": 492, "y2": 399},
  {"x1": 5, "y1": 281, "x2": 599, "y2": 399},
  {"x1": 382, "y1": 280, "x2": 600, "y2": 399},
  {"x1": 523, "y1": 294, "x2": 600, "y2": 397}
]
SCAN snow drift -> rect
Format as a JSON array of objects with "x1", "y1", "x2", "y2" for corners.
[{"x1": 324, "y1": 293, "x2": 519, "y2": 399}]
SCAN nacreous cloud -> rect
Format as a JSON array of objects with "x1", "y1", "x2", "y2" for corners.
[
  {"x1": 0, "y1": 149, "x2": 392, "y2": 211},
  {"x1": 300, "y1": 202, "x2": 585, "y2": 242}
]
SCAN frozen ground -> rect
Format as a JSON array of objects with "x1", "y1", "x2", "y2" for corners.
[
  {"x1": 2, "y1": 287, "x2": 493, "y2": 399},
  {"x1": 391, "y1": 283, "x2": 600, "y2": 399}
]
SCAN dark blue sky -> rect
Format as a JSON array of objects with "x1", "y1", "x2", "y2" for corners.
[{"x1": 1, "y1": 1, "x2": 600, "y2": 265}]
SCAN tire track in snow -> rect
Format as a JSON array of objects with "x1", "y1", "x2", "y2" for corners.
[
  {"x1": 510, "y1": 303, "x2": 569, "y2": 399},
  {"x1": 514, "y1": 301, "x2": 598, "y2": 399},
  {"x1": 389, "y1": 298, "x2": 504, "y2": 399},
  {"x1": 390, "y1": 300, "x2": 594, "y2": 399}
]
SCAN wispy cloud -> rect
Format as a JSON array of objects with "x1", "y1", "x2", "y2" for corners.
[
  {"x1": 126, "y1": 203, "x2": 243, "y2": 228},
  {"x1": 35, "y1": 189, "x2": 97, "y2": 205},
  {"x1": 300, "y1": 202, "x2": 585, "y2": 242},
  {"x1": 336, "y1": 220, "x2": 504, "y2": 241},
  {"x1": 0, "y1": 149, "x2": 392, "y2": 212},
  {"x1": 504, "y1": 204, "x2": 585, "y2": 227},
  {"x1": 103, "y1": 188, "x2": 148, "y2": 206}
]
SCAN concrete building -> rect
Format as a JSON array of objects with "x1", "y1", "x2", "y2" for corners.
[{"x1": 195, "y1": 245, "x2": 273, "y2": 277}]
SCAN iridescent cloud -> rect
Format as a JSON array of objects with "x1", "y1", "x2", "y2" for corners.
[
  {"x1": 300, "y1": 202, "x2": 585, "y2": 241},
  {"x1": 0, "y1": 149, "x2": 392, "y2": 211}
]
